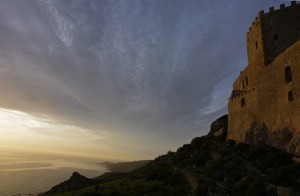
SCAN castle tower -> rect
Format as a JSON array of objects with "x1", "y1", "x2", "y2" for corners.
[
  {"x1": 228, "y1": 2, "x2": 300, "y2": 155},
  {"x1": 260, "y1": 3, "x2": 300, "y2": 65},
  {"x1": 248, "y1": 2, "x2": 300, "y2": 69},
  {"x1": 233, "y1": 2, "x2": 300, "y2": 92}
]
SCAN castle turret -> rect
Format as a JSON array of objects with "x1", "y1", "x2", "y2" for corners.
[
  {"x1": 247, "y1": 14, "x2": 264, "y2": 73},
  {"x1": 247, "y1": 2, "x2": 300, "y2": 69},
  {"x1": 233, "y1": 2, "x2": 300, "y2": 92},
  {"x1": 260, "y1": 3, "x2": 300, "y2": 65},
  {"x1": 228, "y1": 2, "x2": 300, "y2": 155}
]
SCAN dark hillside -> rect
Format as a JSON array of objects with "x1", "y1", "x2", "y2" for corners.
[{"x1": 45, "y1": 115, "x2": 300, "y2": 196}]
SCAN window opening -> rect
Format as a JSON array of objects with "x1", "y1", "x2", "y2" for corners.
[
  {"x1": 285, "y1": 66, "x2": 292, "y2": 83},
  {"x1": 288, "y1": 91, "x2": 294, "y2": 102},
  {"x1": 241, "y1": 98, "x2": 246, "y2": 107}
]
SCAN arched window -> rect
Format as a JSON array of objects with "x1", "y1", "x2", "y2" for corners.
[
  {"x1": 285, "y1": 66, "x2": 292, "y2": 83},
  {"x1": 241, "y1": 98, "x2": 245, "y2": 108}
]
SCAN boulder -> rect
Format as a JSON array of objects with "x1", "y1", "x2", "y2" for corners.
[{"x1": 208, "y1": 114, "x2": 228, "y2": 140}]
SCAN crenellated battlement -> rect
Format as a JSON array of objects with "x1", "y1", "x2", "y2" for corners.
[
  {"x1": 244, "y1": 0, "x2": 300, "y2": 74},
  {"x1": 247, "y1": 17, "x2": 260, "y2": 34},
  {"x1": 228, "y1": 2, "x2": 300, "y2": 156},
  {"x1": 247, "y1": 2, "x2": 300, "y2": 37},
  {"x1": 264, "y1": 2, "x2": 300, "y2": 15}
]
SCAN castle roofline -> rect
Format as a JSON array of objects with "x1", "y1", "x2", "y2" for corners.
[{"x1": 247, "y1": 1, "x2": 300, "y2": 34}]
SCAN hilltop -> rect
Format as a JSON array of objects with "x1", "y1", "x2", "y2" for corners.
[{"x1": 43, "y1": 115, "x2": 300, "y2": 196}]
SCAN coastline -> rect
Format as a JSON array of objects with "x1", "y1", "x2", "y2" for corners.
[{"x1": 99, "y1": 160, "x2": 151, "y2": 173}]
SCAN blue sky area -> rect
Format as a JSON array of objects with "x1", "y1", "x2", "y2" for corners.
[{"x1": 0, "y1": 0, "x2": 287, "y2": 160}]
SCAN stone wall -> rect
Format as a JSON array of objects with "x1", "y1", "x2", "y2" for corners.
[
  {"x1": 255, "y1": 41, "x2": 300, "y2": 154},
  {"x1": 228, "y1": 87, "x2": 258, "y2": 141},
  {"x1": 228, "y1": 2, "x2": 300, "y2": 155},
  {"x1": 246, "y1": 16, "x2": 265, "y2": 74},
  {"x1": 228, "y1": 41, "x2": 300, "y2": 155},
  {"x1": 261, "y1": 3, "x2": 300, "y2": 65}
]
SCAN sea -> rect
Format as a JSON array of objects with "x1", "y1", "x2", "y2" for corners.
[{"x1": 0, "y1": 152, "x2": 108, "y2": 196}]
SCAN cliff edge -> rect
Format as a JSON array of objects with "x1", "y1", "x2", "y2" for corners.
[{"x1": 44, "y1": 114, "x2": 300, "y2": 196}]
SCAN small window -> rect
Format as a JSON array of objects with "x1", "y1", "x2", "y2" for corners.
[
  {"x1": 255, "y1": 41, "x2": 258, "y2": 49},
  {"x1": 241, "y1": 98, "x2": 246, "y2": 107},
  {"x1": 273, "y1": 33, "x2": 279, "y2": 40},
  {"x1": 285, "y1": 66, "x2": 292, "y2": 83},
  {"x1": 288, "y1": 91, "x2": 294, "y2": 102},
  {"x1": 245, "y1": 77, "x2": 248, "y2": 86},
  {"x1": 242, "y1": 80, "x2": 245, "y2": 89}
]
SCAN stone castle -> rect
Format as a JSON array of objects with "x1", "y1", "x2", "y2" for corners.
[{"x1": 228, "y1": 2, "x2": 300, "y2": 155}]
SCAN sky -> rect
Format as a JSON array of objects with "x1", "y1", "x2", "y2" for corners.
[{"x1": 0, "y1": 0, "x2": 286, "y2": 161}]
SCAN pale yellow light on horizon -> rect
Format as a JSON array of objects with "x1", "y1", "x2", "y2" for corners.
[{"x1": 0, "y1": 108, "x2": 133, "y2": 161}]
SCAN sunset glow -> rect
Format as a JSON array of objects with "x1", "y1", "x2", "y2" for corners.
[
  {"x1": 0, "y1": 108, "x2": 117, "y2": 159},
  {"x1": 0, "y1": 0, "x2": 281, "y2": 162}
]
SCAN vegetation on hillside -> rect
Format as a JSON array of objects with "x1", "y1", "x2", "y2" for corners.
[
  {"x1": 100, "y1": 160, "x2": 151, "y2": 173},
  {"x1": 46, "y1": 136, "x2": 300, "y2": 195},
  {"x1": 45, "y1": 115, "x2": 300, "y2": 195}
]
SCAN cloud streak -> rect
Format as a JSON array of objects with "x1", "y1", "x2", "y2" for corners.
[{"x1": 0, "y1": 0, "x2": 284, "y2": 159}]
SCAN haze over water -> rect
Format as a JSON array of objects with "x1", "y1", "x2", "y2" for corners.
[
  {"x1": 0, "y1": 151, "x2": 107, "y2": 196},
  {"x1": 0, "y1": 0, "x2": 286, "y2": 195},
  {"x1": 0, "y1": 0, "x2": 281, "y2": 161}
]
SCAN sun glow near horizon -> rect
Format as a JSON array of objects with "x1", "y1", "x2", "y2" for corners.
[
  {"x1": 0, "y1": 0, "x2": 283, "y2": 166},
  {"x1": 0, "y1": 108, "x2": 130, "y2": 161}
]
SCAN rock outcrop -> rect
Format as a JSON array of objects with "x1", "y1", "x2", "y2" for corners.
[
  {"x1": 208, "y1": 114, "x2": 228, "y2": 140},
  {"x1": 242, "y1": 121, "x2": 300, "y2": 155},
  {"x1": 44, "y1": 115, "x2": 300, "y2": 196},
  {"x1": 44, "y1": 114, "x2": 300, "y2": 196},
  {"x1": 45, "y1": 172, "x2": 94, "y2": 194}
]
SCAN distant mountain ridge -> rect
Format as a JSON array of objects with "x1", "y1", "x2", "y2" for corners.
[
  {"x1": 100, "y1": 160, "x2": 151, "y2": 173},
  {"x1": 43, "y1": 114, "x2": 300, "y2": 196}
]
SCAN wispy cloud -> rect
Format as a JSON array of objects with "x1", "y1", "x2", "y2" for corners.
[
  {"x1": 0, "y1": 0, "x2": 284, "y2": 159},
  {"x1": 39, "y1": 0, "x2": 74, "y2": 47}
]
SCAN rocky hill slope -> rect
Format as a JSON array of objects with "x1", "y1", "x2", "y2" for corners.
[
  {"x1": 44, "y1": 115, "x2": 300, "y2": 196},
  {"x1": 45, "y1": 172, "x2": 94, "y2": 194},
  {"x1": 100, "y1": 160, "x2": 151, "y2": 173}
]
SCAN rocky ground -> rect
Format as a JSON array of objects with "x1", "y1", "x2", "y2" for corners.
[{"x1": 43, "y1": 115, "x2": 300, "y2": 196}]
